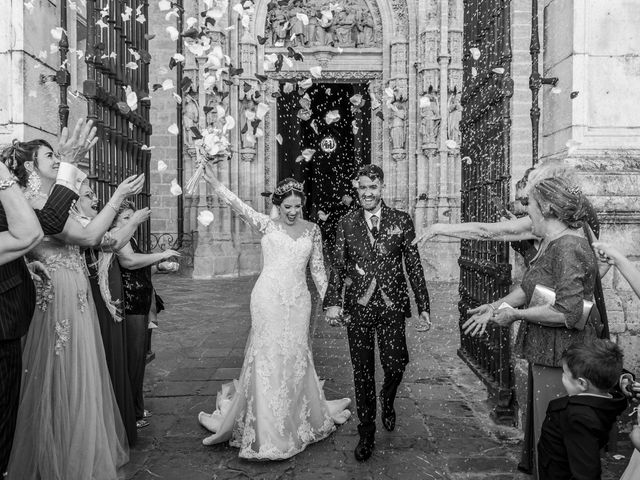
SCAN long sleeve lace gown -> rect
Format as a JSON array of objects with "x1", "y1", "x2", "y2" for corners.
[
  {"x1": 7, "y1": 218, "x2": 129, "y2": 479},
  {"x1": 197, "y1": 184, "x2": 351, "y2": 460}
]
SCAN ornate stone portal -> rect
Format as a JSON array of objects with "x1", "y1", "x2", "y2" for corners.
[{"x1": 184, "y1": 0, "x2": 463, "y2": 279}]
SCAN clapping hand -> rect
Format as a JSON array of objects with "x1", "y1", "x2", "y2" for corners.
[
  {"x1": 326, "y1": 306, "x2": 345, "y2": 327},
  {"x1": 57, "y1": 118, "x2": 99, "y2": 164},
  {"x1": 161, "y1": 249, "x2": 181, "y2": 260}
]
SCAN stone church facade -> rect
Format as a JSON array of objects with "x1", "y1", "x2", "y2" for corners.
[{"x1": 172, "y1": 0, "x2": 465, "y2": 281}]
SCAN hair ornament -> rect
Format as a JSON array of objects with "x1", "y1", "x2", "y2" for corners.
[
  {"x1": 568, "y1": 184, "x2": 582, "y2": 196},
  {"x1": 274, "y1": 179, "x2": 304, "y2": 196}
]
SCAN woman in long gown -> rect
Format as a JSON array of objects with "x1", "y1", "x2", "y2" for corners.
[
  {"x1": 7, "y1": 144, "x2": 144, "y2": 479},
  {"x1": 77, "y1": 184, "x2": 152, "y2": 446},
  {"x1": 197, "y1": 169, "x2": 351, "y2": 460}
]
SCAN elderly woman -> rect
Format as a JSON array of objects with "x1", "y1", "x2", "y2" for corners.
[{"x1": 462, "y1": 175, "x2": 600, "y2": 477}]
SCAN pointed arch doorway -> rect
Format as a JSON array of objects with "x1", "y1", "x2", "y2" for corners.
[{"x1": 276, "y1": 80, "x2": 372, "y2": 249}]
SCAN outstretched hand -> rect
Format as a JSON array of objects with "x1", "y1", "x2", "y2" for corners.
[
  {"x1": 412, "y1": 225, "x2": 438, "y2": 247},
  {"x1": 592, "y1": 241, "x2": 625, "y2": 266},
  {"x1": 57, "y1": 118, "x2": 99, "y2": 164},
  {"x1": 462, "y1": 304, "x2": 493, "y2": 336},
  {"x1": 116, "y1": 174, "x2": 145, "y2": 198}
]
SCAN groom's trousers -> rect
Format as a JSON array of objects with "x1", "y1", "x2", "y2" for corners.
[
  {"x1": 346, "y1": 290, "x2": 409, "y2": 437},
  {"x1": 0, "y1": 338, "x2": 21, "y2": 473}
]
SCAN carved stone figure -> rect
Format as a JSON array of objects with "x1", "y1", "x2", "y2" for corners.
[
  {"x1": 268, "y1": 9, "x2": 288, "y2": 46},
  {"x1": 447, "y1": 90, "x2": 462, "y2": 145},
  {"x1": 421, "y1": 92, "x2": 441, "y2": 145},
  {"x1": 239, "y1": 89, "x2": 257, "y2": 148},
  {"x1": 389, "y1": 97, "x2": 406, "y2": 150},
  {"x1": 305, "y1": 7, "x2": 320, "y2": 46},
  {"x1": 288, "y1": 4, "x2": 307, "y2": 47},
  {"x1": 264, "y1": 0, "x2": 378, "y2": 48},
  {"x1": 333, "y1": 9, "x2": 356, "y2": 46},
  {"x1": 357, "y1": 9, "x2": 375, "y2": 47},
  {"x1": 183, "y1": 93, "x2": 200, "y2": 141}
]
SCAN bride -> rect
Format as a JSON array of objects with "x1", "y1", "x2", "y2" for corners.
[{"x1": 198, "y1": 165, "x2": 351, "y2": 460}]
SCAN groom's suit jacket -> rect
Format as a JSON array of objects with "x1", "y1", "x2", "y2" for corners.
[
  {"x1": 324, "y1": 203, "x2": 430, "y2": 318},
  {"x1": 0, "y1": 164, "x2": 85, "y2": 340}
]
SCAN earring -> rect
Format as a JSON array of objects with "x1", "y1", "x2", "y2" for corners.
[
  {"x1": 24, "y1": 160, "x2": 34, "y2": 173},
  {"x1": 24, "y1": 170, "x2": 42, "y2": 200}
]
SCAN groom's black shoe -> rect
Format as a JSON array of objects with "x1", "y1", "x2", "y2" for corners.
[
  {"x1": 380, "y1": 391, "x2": 396, "y2": 432},
  {"x1": 354, "y1": 435, "x2": 375, "y2": 462}
]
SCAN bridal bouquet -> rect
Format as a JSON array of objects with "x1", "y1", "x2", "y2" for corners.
[{"x1": 185, "y1": 126, "x2": 231, "y2": 194}]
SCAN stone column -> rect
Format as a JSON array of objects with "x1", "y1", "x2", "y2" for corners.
[
  {"x1": 389, "y1": 40, "x2": 409, "y2": 211},
  {"x1": 542, "y1": 0, "x2": 640, "y2": 368}
]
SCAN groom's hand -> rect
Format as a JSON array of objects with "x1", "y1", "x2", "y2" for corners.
[
  {"x1": 325, "y1": 306, "x2": 342, "y2": 327},
  {"x1": 415, "y1": 311, "x2": 431, "y2": 332}
]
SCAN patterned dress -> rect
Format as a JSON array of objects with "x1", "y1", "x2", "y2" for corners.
[
  {"x1": 7, "y1": 225, "x2": 128, "y2": 479},
  {"x1": 197, "y1": 184, "x2": 351, "y2": 460}
]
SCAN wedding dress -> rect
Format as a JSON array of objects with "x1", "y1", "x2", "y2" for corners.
[
  {"x1": 198, "y1": 184, "x2": 351, "y2": 460},
  {"x1": 7, "y1": 219, "x2": 129, "y2": 479}
]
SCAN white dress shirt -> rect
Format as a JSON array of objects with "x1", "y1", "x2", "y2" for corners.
[{"x1": 364, "y1": 206, "x2": 382, "y2": 231}]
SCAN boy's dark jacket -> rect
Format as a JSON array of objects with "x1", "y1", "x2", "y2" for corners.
[{"x1": 537, "y1": 391, "x2": 628, "y2": 480}]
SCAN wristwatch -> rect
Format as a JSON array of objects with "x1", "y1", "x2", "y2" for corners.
[{"x1": 0, "y1": 176, "x2": 17, "y2": 190}]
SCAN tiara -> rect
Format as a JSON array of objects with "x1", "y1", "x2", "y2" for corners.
[{"x1": 274, "y1": 180, "x2": 304, "y2": 196}]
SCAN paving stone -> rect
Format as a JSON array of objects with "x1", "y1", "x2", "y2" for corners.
[{"x1": 121, "y1": 278, "x2": 633, "y2": 479}]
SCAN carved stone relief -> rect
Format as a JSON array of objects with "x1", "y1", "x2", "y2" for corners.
[{"x1": 264, "y1": 0, "x2": 382, "y2": 48}]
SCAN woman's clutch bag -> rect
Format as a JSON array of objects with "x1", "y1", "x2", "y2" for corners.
[{"x1": 529, "y1": 284, "x2": 593, "y2": 331}]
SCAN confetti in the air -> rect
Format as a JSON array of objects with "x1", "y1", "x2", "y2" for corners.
[
  {"x1": 157, "y1": 160, "x2": 168, "y2": 172},
  {"x1": 492, "y1": 67, "x2": 505, "y2": 74},
  {"x1": 168, "y1": 123, "x2": 179, "y2": 135},
  {"x1": 170, "y1": 179, "x2": 182, "y2": 196},
  {"x1": 470, "y1": 47, "x2": 481, "y2": 60},
  {"x1": 309, "y1": 66, "x2": 322, "y2": 78},
  {"x1": 325, "y1": 110, "x2": 340, "y2": 125},
  {"x1": 419, "y1": 96, "x2": 431, "y2": 108},
  {"x1": 197, "y1": 210, "x2": 215, "y2": 227},
  {"x1": 551, "y1": 87, "x2": 562, "y2": 94},
  {"x1": 158, "y1": 0, "x2": 171, "y2": 11}
]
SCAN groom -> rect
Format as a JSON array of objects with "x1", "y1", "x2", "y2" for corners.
[{"x1": 324, "y1": 164, "x2": 431, "y2": 461}]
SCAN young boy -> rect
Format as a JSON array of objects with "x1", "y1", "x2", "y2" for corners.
[{"x1": 537, "y1": 339, "x2": 629, "y2": 480}]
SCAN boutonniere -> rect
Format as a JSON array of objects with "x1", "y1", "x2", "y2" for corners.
[{"x1": 386, "y1": 226, "x2": 403, "y2": 236}]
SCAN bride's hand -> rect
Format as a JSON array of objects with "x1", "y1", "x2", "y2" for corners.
[{"x1": 412, "y1": 225, "x2": 440, "y2": 247}]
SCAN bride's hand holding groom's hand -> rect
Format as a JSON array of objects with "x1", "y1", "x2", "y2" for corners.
[{"x1": 325, "y1": 306, "x2": 343, "y2": 327}]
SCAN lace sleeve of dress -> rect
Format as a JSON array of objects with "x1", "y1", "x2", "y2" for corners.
[
  {"x1": 310, "y1": 224, "x2": 328, "y2": 299},
  {"x1": 213, "y1": 182, "x2": 270, "y2": 234}
]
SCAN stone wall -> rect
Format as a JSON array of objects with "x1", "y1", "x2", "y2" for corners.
[
  {"x1": 147, "y1": 2, "x2": 180, "y2": 238},
  {"x1": 541, "y1": 0, "x2": 640, "y2": 372}
]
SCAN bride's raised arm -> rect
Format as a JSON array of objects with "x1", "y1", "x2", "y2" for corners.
[
  {"x1": 203, "y1": 163, "x2": 270, "y2": 234},
  {"x1": 310, "y1": 224, "x2": 328, "y2": 299}
]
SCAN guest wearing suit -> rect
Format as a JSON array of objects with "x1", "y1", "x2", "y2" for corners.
[
  {"x1": 324, "y1": 164, "x2": 431, "y2": 461},
  {"x1": 0, "y1": 134, "x2": 91, "y2": 474}
]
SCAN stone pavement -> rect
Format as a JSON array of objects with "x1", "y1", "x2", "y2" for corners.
[{"x1": 120, "y1": 276, "x2": 635, "y2": 480}]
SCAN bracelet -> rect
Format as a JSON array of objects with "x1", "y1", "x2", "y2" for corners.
[
  {"x1": 0, "y1": 176, "x2": 17, "y2": 191},
  {"x1": 488, "y1": 304, "x2": 497, "y2": 313}
]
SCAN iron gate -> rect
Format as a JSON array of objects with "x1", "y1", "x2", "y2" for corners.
[
  {"x1": 458, "y1": 0, "x2": 514, "y2": 420},
  {"x1": 83, "y1": 0, "x2": 152, "y2": 250}
]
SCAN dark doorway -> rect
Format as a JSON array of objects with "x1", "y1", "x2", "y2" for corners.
[{"x1": 276, "y1": 82, "x2": 371, "y2": 248}]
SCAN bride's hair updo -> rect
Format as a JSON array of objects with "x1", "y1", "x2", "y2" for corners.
[
  {"x1": 531, "y1": 176, "x2": 589, "y2": 229},
  {"x1": 272, "y1": 178, "x2": 305, "y2": 206},
  {"x1": 0, "y1": 139, "x2": 54, "y2": 188}
]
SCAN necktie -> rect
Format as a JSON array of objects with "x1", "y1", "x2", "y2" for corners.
[{"x1": 370, "y1": 215, "x2": 379, "y2": 238}]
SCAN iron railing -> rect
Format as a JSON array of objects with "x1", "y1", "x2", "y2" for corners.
[
  {"x1": 84, "y1": 0, "x2": 152, "y2": 251},
  {"x1": 458, "y1": 0, "x2": 514, "y2": 421}
]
